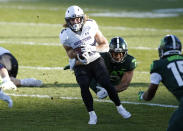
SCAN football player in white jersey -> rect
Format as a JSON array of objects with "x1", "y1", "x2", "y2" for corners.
[
  {"x1": 60, "y1": 5, "x2": 131, "y2": 124},
  {"x1": 0, "y1": 47, "x2": 43, "y2": 91}
]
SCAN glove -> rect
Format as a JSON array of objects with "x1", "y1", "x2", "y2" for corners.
[
  {"x1": 80, "y1": 44, "x2": 96, "y2": 53},
  {"x1": 138, "y1": 91, "x2": 144, "y2": 100},
  {"x1": 96, "y1": 86, "x2": 108, "y2": 99},
  {"x1": 77, "y1": 53, "x2": 88, "y2": 65},
  {"x1": 64, "y1": 65, "x2": 70, "y2": 70},
  {"x1": 77, "y1": 52, "x2": 96, "y2": 65}
]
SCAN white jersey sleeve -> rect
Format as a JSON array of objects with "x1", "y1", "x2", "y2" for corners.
[
  {"x1": 150, "y1": 73, "x2": 162, "y2": 84},
  {"x1": 0, "y1": 47, "x2": 10, "y2": 56},
  {"x1": 59, "y1": 28, "x2": 71, "y2": 47}
]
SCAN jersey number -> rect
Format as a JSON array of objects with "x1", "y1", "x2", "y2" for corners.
[{"x1": 167, "y1": 61, "x2": 183, "y2": 86}]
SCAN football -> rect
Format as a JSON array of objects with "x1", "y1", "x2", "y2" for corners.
[{"x1": 74, "y1": 47, "x2": 85, "y2": 59}]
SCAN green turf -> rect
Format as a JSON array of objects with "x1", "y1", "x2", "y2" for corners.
[{"x1": 0, "y1": 0, "x2": 182, "y2": 130}]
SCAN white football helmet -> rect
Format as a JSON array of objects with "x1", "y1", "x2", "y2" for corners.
[{"x1": 65, "y1": 5, "x2": 84, "y2": 32}]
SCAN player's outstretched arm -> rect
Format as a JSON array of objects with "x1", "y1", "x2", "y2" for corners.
[{"x1": 138, "y1": 83, "x2": 159, "y2": 101}]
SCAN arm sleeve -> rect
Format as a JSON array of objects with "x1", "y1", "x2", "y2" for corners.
[{"x1": 150, "y1": 73, "x2": 162, "y2": 84}]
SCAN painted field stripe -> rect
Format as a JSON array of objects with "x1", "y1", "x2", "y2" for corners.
[
  {"x1": 20, "y1": 66, "x2": 64, "y2": 70},
  {"x1": 0, "y1": 40, "x2": 157, "y2": 50},
  {"x1": 19, "y1": 66, "x2": 149, "y2": 74},
  {"x1": 8, "y1": 93, "x2": 178, "y2": 108},
  {"x1": 0, "y1": 21, "x2": 183, "y2": 32},
  {"x1": 0, "y1": 40, "x2": 60, "y2": 46}
]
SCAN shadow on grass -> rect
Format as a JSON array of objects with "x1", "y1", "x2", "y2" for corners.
[
  {"x1": 43, "y1": 83, "x2": 79, "y2": 88},
  {"x1": 41, "y1": 82, "x2": 149, "y2": 88},
  {"x1": 130, "y1": 82, "x2": 149, "y2": 87}
]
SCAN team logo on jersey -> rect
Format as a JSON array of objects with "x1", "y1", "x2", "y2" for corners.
[{"x1": 74, "y1": 36, "x2": 92, "y2": 47}]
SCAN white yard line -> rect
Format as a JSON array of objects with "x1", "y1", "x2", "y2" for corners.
[
  {"x1": 20, "y1": 66, "x2": 64, "y2": 70},
  {"x1": 19, "y1": 66, "x2": 149, "y2": 74},
  {"x1": 8, "y1": 93, "x2": 178, "y2": 108},
  {"x1": 0, "y1": 40, "x2": 60, "y2": 46},
  {"x1": 0, "y1": 21, "x2": 183, "y2": 32},
  {"x1": 0, "y1": 40, "x2": 156, "y2": 50}
]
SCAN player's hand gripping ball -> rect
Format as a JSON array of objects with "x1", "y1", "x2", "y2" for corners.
[{"x1": 74, "y1": 47, "x2": 85, "y2": 59}]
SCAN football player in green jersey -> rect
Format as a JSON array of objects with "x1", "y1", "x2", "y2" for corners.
[
  {"x1": 90, "y1": 36, "x2": 136, "y2": 99},
  {"x1": 138, "y1": 34, "x2": 183, "y2": 131}
]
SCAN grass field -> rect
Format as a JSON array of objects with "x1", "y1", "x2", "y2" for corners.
[{"x1": 0, "y1": 0, "x2": 183, "y2": 130}]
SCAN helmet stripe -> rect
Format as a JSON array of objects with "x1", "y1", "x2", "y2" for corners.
[
  {"x1": 117, "y1": 37, "x2": 119, "y2": 49},
  {"x1": 171, "y1": 35, "x2": 176, "y2": 49}
]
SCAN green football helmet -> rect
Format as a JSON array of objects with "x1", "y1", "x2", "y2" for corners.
[
  {"x1": 109, "y1": 36, "x2": 128, "y2": 63},
  {"x1": 158, "y1": 35, "x2": 182, "y2": 58}
]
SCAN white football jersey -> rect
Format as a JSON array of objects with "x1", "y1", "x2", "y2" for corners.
[
  {"x1": 59, "y1": 19, "x2": 100, "y2": 62},
  {"x1": 0, "y1": 47, "x2": 10, "y2": 56}
]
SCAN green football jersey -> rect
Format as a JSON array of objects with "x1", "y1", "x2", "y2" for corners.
[
  {"x1": 150, "y1": 55, "x2": 183, "y2": 101},
  {"x1": 101, "y1": 52, "x2": 136, "y2": 85}
]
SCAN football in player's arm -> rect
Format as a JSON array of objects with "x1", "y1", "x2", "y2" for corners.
[
  {"x1": 138, "y1": 34, "x2": 183, "y2": 131},
  {"x1": 60, "y1": 5, "x2": 131, "y2": 125}
]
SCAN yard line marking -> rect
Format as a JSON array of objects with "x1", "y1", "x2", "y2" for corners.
[
  {"x1": 0, "y1": 40, "x2": 157, "y2": 50},
  {"x1": 8, "y1": 93, "x2": 178, "y2": 108},
  {"x1": 0, "y1": 5, "x2": 61, "y2": 11},
  {"x1": 20, "y1": 66, "x2": 149, "y2": 74},
  {"x1": 0, "y1": 21, "x2": 183, "y2": 32},
  {"x1": 0, "y1": 21, "x2": 61, "y2": 27},
  {"x1": 0, "y1": 40, "x2": 60, "y2": 46},
  {"x1": 19, "y1": 66, "x2": 149, "y2": 74},
  {"x1": 20, "y1": 66, "x2": 64, "y2": 70}
]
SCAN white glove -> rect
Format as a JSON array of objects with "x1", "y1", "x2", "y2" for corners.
[
  {"x1": 96, "y1": 86, "x2": 108, "y2": 99},
  {"x1": 77, "y1": 53, "x2": 88, "y2": 65},
  {"x1": 0, "y1": 80, "x2": 17, "y2": 90},
  {"x1": 81, "y1": 44, "x2": 96, "y2": 53}
]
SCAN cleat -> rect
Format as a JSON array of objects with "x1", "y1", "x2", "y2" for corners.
[
  {"x1": 0, "y1": 90, "x2": 13, "y2": 108},
  {"x1": 117, "y1": 105, "x2": 131, "y2": 119},
  {"x1": 88, "y1": 111, "x2": 97, "y2": 125},
  {"x1": 20, "y1": 78, "x2": 43, "y2": 87},
  {"x1": 96, "y1": 86, "x2": 108, "y2": 99}
]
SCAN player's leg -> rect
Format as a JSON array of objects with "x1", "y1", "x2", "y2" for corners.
[
  {"x1": 167, "y1": 100, "x2": 183, "y2": 131},
  {"x1": 92, "y1": 57, "x2": 131, "y2": 118},
  {"x1": 74, "y1": 66, "x2": 97, "y2": 124}
]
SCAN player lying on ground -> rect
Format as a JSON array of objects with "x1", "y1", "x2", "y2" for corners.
[{"x1": 0, "y1": 47, "x2": 43, "y2": 90}]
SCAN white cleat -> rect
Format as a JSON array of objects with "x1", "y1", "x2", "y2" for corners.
[
  {"x1": 0, "y1": 90, "x2": 13, "y2": 108},
  {"x1": 88, "y1": 111, "x2": 97, "y2": 125},
  {"x1": 0, "y1": 80, "x2": 17, "y2": 90},
  {"x1": 117, "y1": 105, "x2": 131, "y2": 119},
  {"x1": 96, "y1": 86, "x2": 108, "y2": 99},
  {"x1": 20, "y1": 78, "x2": 43, "y2": 87}
]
